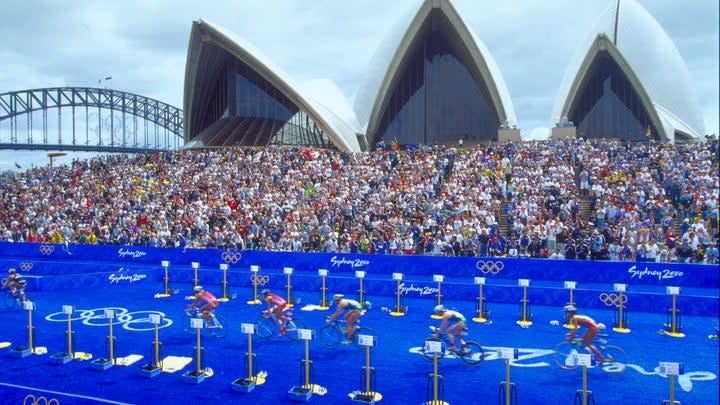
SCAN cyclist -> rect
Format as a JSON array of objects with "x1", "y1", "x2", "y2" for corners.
[
  {"x1": 261, "y1": 289, "x2": 291, "y2": 335},
  {"x1": 564, "y1": 305, "x2": 605, "y2": 363},
  {"x1": 2, "y1": 268, "x2": 27, "y2": 300},
  {"x1": 431, "y1": 305, "x2": 469, "y2": 354},
  {"x1": 326, "y1": 294, "x2": 371, "y2": 345},
  {"x1": 185, "y1": 285, "x2": 220, "y2": 327}
]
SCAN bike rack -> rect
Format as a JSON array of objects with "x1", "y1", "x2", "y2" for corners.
[
  {"x1": 155, "y1": 260, "x2": 173, "y2": 298},
  {"x1": 139, "y1": 314, "x2": 164, "y2": 378},
  {"x1": 663, "y1": 287, "x2": 685, "y2": 338},
  {"x1": 516, "y1": 279, "x2": 533, "y2": 327},
  {"x1": 563, "y1": 281, "x2": 576, "y2": 329},
  {"x1": 611, "y1": 284, "x2": 631, "y2": 333},
  {"x1": 284, "y1": 267, "x2": 294, "y2": 307},
  {"x1": 318, "y1": 269, "x2": 330, "y2": 310},
  {"x1": 473, "y1": 277, "x2": 490, "y2": 323},
  {"x1": 50, "y1": 305, "x2": 75, "y2": 364},
  {"x1": 11, "y1": 300, "x2": 36, "y2": 358},
  {"x1": 91, "y1": 309, "x2": 117, "y2": 370},
  {"x1": 431, "y1": 275, "x2": 444, "y2": 319},
  {"x1": 350, "y1": 335, "x2": 382, "y2": 404},
  {"x1": 182, "y1": 316, "x2": 207, "y2": 384},
  {"x1": 390, "y1": 273, "x2": 406, "y2": 316},
  {"x1": 232, "y1": 323, "x2": 267, "y2": 393}
]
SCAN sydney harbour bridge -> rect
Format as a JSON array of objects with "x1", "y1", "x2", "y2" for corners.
[{"x1": 0, "y1": 87, "x2": 183, "y2": 153}]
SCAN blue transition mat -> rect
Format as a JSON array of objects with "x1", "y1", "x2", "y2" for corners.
[{"x1": 0, "y1": 280, "x2": 717, "y2": 405}]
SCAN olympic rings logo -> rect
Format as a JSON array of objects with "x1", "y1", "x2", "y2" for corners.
[
  {"x1": 23, "y1": 394, "x2": 60, "y2": 405},
  {"x1": 221, "y1": 250, "x2": 242, "y2": 264},
  {"x1": 251, "y1": 274, "x2": 269, "y2": 286},
  {"x1": 476, "y1": 260, "x2": 504, "y2": 274},
  {"x1": 45, "y1": 307, "x2": 173, "y2": 331},
  {"x1": 599, "y1": 293, "x2": 628, "y2": 307},
  {"x1": 39, "y1": 244, "x2": 55, "y2": 255},
  {"x1": 20, "y1": 262, "x2": 33, "y2": 271}
]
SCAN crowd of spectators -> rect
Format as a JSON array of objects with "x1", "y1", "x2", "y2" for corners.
[{"x1": 0, "y1": 139, "x2": 717, "y2": 264}]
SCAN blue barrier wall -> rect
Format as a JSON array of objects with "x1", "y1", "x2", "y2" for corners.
[{"x1": 1, "y1": 242, "x2": 716, "y2": 288}]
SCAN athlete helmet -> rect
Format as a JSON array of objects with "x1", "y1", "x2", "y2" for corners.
[
  {"x1": 193, "y1": 285, "x2": 203, "y2": 292},
  {"x1": 261, "y1": 289, "x2": 271, "y2": 296},
  {"x1": 332, "y1": 294, "x2": 344, "y2": 301},
  {"x1": 433, "y1": 305, "x2": 446, "y2": 313},
  {"x1": 563, "y1": 305, "x2": 577, "y2": 312},
  {"x1": 8, "y1": 268, "x2": 17, "y2": 274}
]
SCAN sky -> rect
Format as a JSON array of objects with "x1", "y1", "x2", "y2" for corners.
[{"x1": 0, "y1": 0, "x2": 717, "y2": 170}]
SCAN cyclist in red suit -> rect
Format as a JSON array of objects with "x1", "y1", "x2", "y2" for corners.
[
  {"x1": 262, "y1": 289, "x2": 290, "y2": 335},
  {"x1": 564, "y1": 305, "x2": 605, "y2": 363},
  {"x1": 186, "y1": 285, "x2": 219, "y2": 325}
]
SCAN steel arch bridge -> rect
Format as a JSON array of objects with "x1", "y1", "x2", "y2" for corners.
[{"x1": 0, "y1": 87, "x2": 183, "y2": 153}]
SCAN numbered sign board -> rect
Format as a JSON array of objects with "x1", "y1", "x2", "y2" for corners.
[
  {"x1": 149, "y1": 314, "x2": 162, "y2": 324},
  {"x1": 191, "y1": 262, "x2": 200, "y2": 269},
  {"x1": 297, "y1": 329, "x2": 313, "y2": 341},
  {"x1": 666, "y1": 286, "x2": 680, "y2": 295},
  {"x1": 357, "y1": 335, "x2": 375, "y2": 347},
  {"x1": 241, "y1": 323, "x2": 256, "y2": 334},
  {"x1": 497, "y1": 347, "x2": 518, "y2": 360},
  {"x1": 474, "y1": 277, "x2": 486, "y2": 285},
  {"x1": 355, "y1": 270, "x2": 366, "y2": 278},
  {"x1": 284, "y1": 267, "x2": 294, "y2": 275},
  {"x1": 392, "y1": 273, "x2": 403, "y2": 281},
  {"x1": 424, "y1": 340, "x2": 443, "y2": 353},
  {"x1": 659, "y1": 362, "x2": 684, "y2": 375},
  {"x1": 250, "y1": 265, "x2": 260, "y2": 272},
  {"x1": 518, "y1": 279, "x2": 530, "y2": 287},
  {"x1": 564, "y1": 281, "x2": 576, "y2": 289},
  {"x1": 575, "y1": 353, "x2": 594, "y2": 367},
  {"x1": 219, "y1": 263, "x2": 228, "y2": 270},
  {"x1": 613, "y1": 283, "x2": 627, "y2": 292},
  {"x1": 433, "y1": 275, "x2": 444, "y2": 283},
  {"x1": 62, "y1": 305, "x2": 74, "y2": 315},
  {"x1": 190, "y1": 318, "x2": 204, "y2": 329},
  {"x1": 318, "y1": 269, "x2": 328, "y2": 276},
  {"x1": 104, "y1": 309, "x2": 115, "y2": 319},
  {"x1": 23, "y1": 301, "x2": 35, "y2": 311},
  {"x1": 161, "y1": 260, "x2": 170, "y2": 267}
]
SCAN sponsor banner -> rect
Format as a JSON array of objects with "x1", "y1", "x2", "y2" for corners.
[{"x1": 0, "y1": 242, "x2": 716, "y2": 288}]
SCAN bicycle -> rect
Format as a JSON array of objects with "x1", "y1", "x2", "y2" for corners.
[
  {"x1": 553, "y1": 334, "x2": 627, "y2": 373},
  {"x1": 319, "y1": 318, "x2": 373, "y2": 348},
  {"x1": 183, "y1": 308, "x2": 228, "y2": 339},
  {"x1": 255, "y1": 310, "x2": 307, "y2": 342},
  {"x1": 420, "y1": 326, "x2": 484, "y2": 366},
  {"x1": 2, "y1": 289, "x2": 26, "y2": 310}
]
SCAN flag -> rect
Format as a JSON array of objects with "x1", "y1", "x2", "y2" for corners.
[
  {"x1": 15, "y1": 162, "x2": 21, "y2": 169},
  {"x1": 391, "y1": 137, "x2": 399, "y2": 150},
  {"x1": 375, "y1": 140, "x2": 385, "y2": 150},
  {"x1": 645, "y1": 125, "x2": 652, "y2": 137}
]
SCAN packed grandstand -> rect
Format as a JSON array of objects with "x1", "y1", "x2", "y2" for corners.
[{"x1": 1, "y1": 139, "x2": 717, "y2": 264}]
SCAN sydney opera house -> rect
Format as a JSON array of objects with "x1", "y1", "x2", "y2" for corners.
[{"x1": 183, "y1": 0, "x2": 704, "y2": 152}]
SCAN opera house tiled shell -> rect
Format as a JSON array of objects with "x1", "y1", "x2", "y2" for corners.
[{"x1": 551, "y1": 0, "x2": 705, "y2": 142}]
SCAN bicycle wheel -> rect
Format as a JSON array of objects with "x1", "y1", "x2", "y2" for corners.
[
  {"x1": 3, "y1": 291, "x2": 18, "y2": 309},
  {"x1": 255, "y1": 316, "x2": 276, "y2": 339},
  {"x1": 421, "y1": 338, "x2": 446, "y2": 361},
  {"x1": 285, "y1": 317, "x2": 307, "y2": 342},
  {"x1": 553, "y1": 341, "x2": 581, "y2": 370},
  {"x1": 460, "y1": 341, "x2": 484, "y2": 366},
  {"x1": 352, "y1": 326, "x2": 373, "y2": 349},
  {"x1": 209, "y1": 315, "x2": 229, "y2": 339},
  {"x1": 319, "y1": 324, "x2": 342, "y2": 348},
  {"x1": 600, "y1": 345, "x2": 627, "y2": 374}
]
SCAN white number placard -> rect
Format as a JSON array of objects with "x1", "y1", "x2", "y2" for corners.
[
  {"x1": 297, "y1": 329, "x2": 313, "y2": 340},
  {"x1": 23, "y1": 301, "x2": 34, "y2": 311},
  {"x1": 355, "y1": 270, "x2": 366, "y2": 279},
  {"x1": 613, "y1": 283, "x2": 627, "y2": 292},
  {"x1": 62, "y1": 305, "x2": 74, "y2": 314},
  {"x1": 190, "y1": 318, "x2": 204, "y2": 329},
  {"x1": 666, "y1": 286, "x2": 680, "y2": 295},
  {"x1": 318, "y1": 269, "x2": 328, "y2": 276},
  {"x1": 564, "y1": 281, "x2": 576, "y2": 289},
  {"x1": 161, "y1": 260, "x2": 170, "y2": 267},
  {"x1": 357, "y1": 335, "x2": 375, "y2": 347},
  {"x1": 284, "y1": 267, "x2": 294, "y2": 275},
  {"x1": 250, "y1": 265, "x2": 259, "y2": 272},
  {"x1": 191, "y1": 262, "x2": 200, "y2": 269},
  {"x1": 219, "y1": 263, "x2": 228, "y2": 271},
  {"x1": 474, "y1": 277, "x2": 486, "y2": 285},
  {"x1": 149, "y1": 314, "x2": 162, "y2": 324},
  {"x1": 497, "y1": 347, "x2": 518, "y2": 360},
  {"x1": 392, "y1": 273, "x2": 403, "y2": 281},
  {"x1": 241, "y1": 323, "x2": 255, "y2": 334},
  {"x1": 433, "y1": 275, "x2": 444, "y2": 283},
  {"x1": 424, "y1": 340, "x2": 443, "y2": 353},
  {"x1": 659, "y1": 362, "x2": 684, "y2": 375},
  {"x1": 518, "y1": 279, "x2": 530, "y2": 287},
  {"x1": 104, "y1": 309, "x2": 115, "y2": 318},
  {"x1": 575, "y1": 353, "x2": 593, "y2": 367}
]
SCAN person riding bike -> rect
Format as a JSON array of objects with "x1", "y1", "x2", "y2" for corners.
[
  {"x1": 262, "y1": 289, "x2": 291, "y2": 335},
  {"x1": 432, "y1": 305, "x2": 469, "y2": 354},
  {"x1": 326, "y1": 294, "x2": 371, "y2": 345},
  {"x1": 2, "y1": 268, "x2": 27, "y2": 300},
  {"x1": 564, "y1": 305, "x2": 605, "y2": 363},
  {"x1": 185, "y1": 285, "x2": 220, "y2": 327}
]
